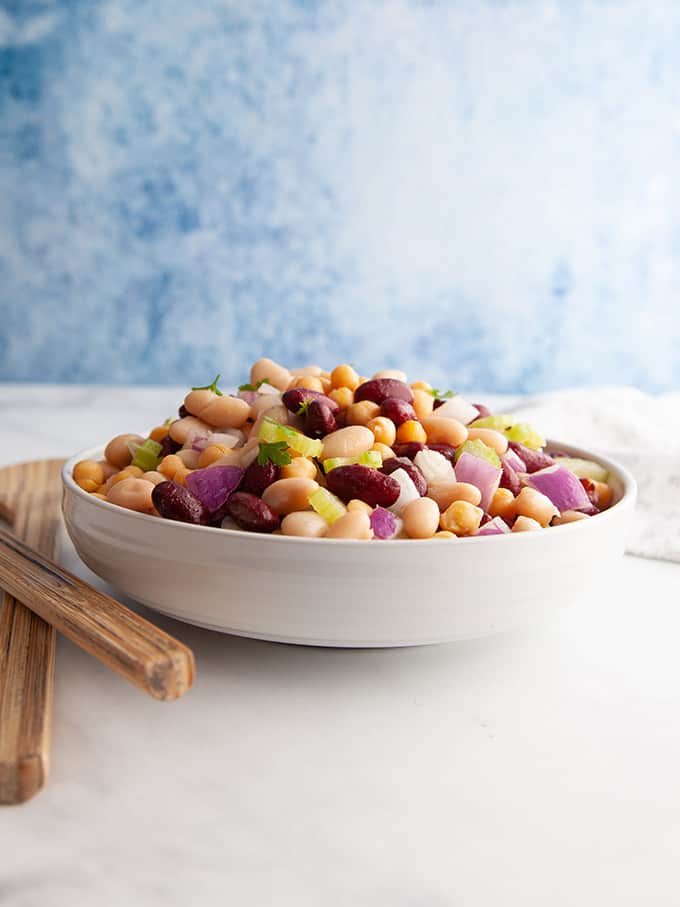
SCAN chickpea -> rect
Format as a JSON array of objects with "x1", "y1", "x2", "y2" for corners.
[
  {"x1": 98, "y1": 460, "x2": 119, "y2": 480},
  {"x1": 440, "y1": 500, "x2": 483, "y2": 535},
  {"x1": 319, "y1": 375, "x2": 333, "y2": 393},
  {"x1": 421, "y1": 416, "x2": 468, "y2": 448},
  {"x1": 467, "y1": 427, "x2": 508, "y2": 456},
  {"x1": 250, "y1": 357, "x2": 291, "y2": 392},
  {"x1": 280, "y1": 511, "x2": 328, "y2": 538},
  {"x1": 347, "y1": 499, "x2": 373, "y2": 515},
  {"x1": 515, "y1": 487, "x2": 558, "y2": 527},
  {"x1": 412, "y1": 389, "x2": 434, "y2": 420},
  {"x1": 402, "y1": 497, "x2": 440, "y2": 539},
  {"x1": 512, "y1": 516, "x2": 542, "y2": 532},
  {"x1": 149, "y1": 425, "x2": 170, "y2": 442},
  {"x1": 104, "y1": 465, "x2": 144, "y2": 490},
  {"x1": 396, "y1": 420, "x2": 427, "y2": 445},
  {"x1": 105, "y1": 434, "x2": 144, "y2": 469},
  {"x1": 366, "y1": 416, "x2": 396, "y2": 447},
  {"x1": 106, "y1": 478, "x2": 155, "y2": 512},
  {"x1": 488, "y1": 487, "x2": 517, "y2": 522},
  {"x1": 411, "y1": 380, "x2": 432, "y2": 392},
  {"x1": 320, "y1": 426, "x2": 374, "y2": 461},
  {"x1": 346, "y1": 401, "x2": 381, "y2": 426},
  {"x1": 331, "y1": 364, "x2": 360, "y2": 391},
  {"x1": 328, "y1": 386, "x2": 354, "y2": 409},
  {"x1": 280, "y1": 457, "x2": 318, "y2": 481},
  {"x1": 158, "y1": 454, "x2": 185, "y2": 480},
  {"x1": 325, "y1": 511, "x2": 373, "y2": 539},
  {"x1": 261, "y1": 478, "x2": 319, "y2": 515},
  {"x1": 73, "y1": 460, "x2": 105, "y2": 493}
]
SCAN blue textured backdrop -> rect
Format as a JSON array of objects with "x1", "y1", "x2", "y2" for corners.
[{"x1": 1, "y1": 0, "x2": 679, "y2": 391}]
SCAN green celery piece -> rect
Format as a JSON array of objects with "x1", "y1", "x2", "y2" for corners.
[
  {"x1": 308, "y1": 487, "x2": 347, "y2": 524},
  {"x1": 323, "y1": 450, "x2": 383, "y2": 474},
  {"x1": 470, "y1": 414, "x2": 515, "y2": 431},
  {"x1": 323, "y1": 456, "x2": 356, "y2": 473},
  {"x1": 257, "y1": 417, "x2": 323, "y2": 458},
  {"x1": 504, "y1": 422, "x2": 545, "y2": 450},
  {"x1": 555, "y1": 457, "x2": 609, "y2": 482},
  {"x1": 130, "y1": 439, "x2": 162, "y2": 472},
  {"x1": 454, "y1": 439, "x2": 501, "y2": 468}
]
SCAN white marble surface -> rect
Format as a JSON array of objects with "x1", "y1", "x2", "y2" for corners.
[{"x1": 2, "y1": 385, "x2": 680, "y2": 906}]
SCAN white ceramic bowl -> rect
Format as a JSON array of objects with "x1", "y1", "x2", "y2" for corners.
[{"x1": 62, "y1": 442, "x2": 636, "y2": 647}]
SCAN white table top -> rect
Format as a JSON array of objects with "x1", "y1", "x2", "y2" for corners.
[{"x1": 2, "y1": 385, "x2": 679, "y2": 906}]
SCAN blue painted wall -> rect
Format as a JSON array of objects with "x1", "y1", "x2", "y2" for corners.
[{"x1": 1, "y1": 0, "x2": 678, "y2": 391}]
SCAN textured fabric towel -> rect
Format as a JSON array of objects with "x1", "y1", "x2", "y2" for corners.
[{"x1": 502, "y1": 387, "x2": 680, "y2": 563}]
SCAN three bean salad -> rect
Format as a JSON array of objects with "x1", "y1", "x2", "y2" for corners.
[{"x1": 73, "y1": 359, "x2": 615, "y2": 540}]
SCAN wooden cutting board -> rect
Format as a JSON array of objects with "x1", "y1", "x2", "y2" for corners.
[{"x1": 0, "y1": 459, "x2": 64, "y2": 805}]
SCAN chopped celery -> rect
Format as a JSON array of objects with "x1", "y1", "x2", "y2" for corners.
[
  {"x1": 454, "y1": 439, "x2": 501, "y2": 468},
  {"x1": 504, "y1": 422, "x2": 545, "y2": 450},
  {"x1": 470, "y1": 414, "x2": 545, "y2": 450},
  {"x1": 308, "y1": 487, "x2": 347, "y2": 524},
  {"x1": 554, "y1": 457, "x2": 609, "y2": 482},
  {"x1": 257, "y1": 417, "x2": 323, "y2": 458},
  {"x1": 130, "y1": 439, "x2": 162, "y2": 472},
  {"x1": 323, "y1": 450, "x2": 383, "y2": 473},
  {"x1": 470, "y1": 414, "x2": 514, "y2": 431}
]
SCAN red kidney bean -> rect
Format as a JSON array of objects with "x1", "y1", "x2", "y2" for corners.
[
  {"x1": 326, "y1": 465, "x2": 400, "y2": 507},
  {"x1": 426, "y1": 443, "x2": 457, "y2": 463},
  {"x1": 380, "y1": 397, "x2": 417, "y2": 426},
  {"x1": 392, "y1": 441, "x2": 426, "y2": 460},
  {"x1": 152, "y1": 481, "x2": 210, "y2": 525},
  {"x1": 380, "y1": 457, "x2": 427, "y2": 496},
  {"x1": 305, "y1": 400, "x2": 337, "y2": 438},
  {"x1": 225, "y1": 492, "x2": 280, "y2": 532},
  {"x1": 432, "y1": 398, "x2": 445, "y2": 410},
  {"x1": 159, "y1": 434, "x2": 182, "y2": 457},
  {"x1": 499, "y1": 459, "x2": 521, "y2": 496},
  {"x1": 472, "y1": 403, "x2": 490, "y2": 419},
  {"x1": 282, "y1": 387, "x2": 340, "y2": 415},
  {"x1": 241, "y1": 459, "x2": 280, "y2": 497},
  {"x1": 178, "y1": 404, "x2": 189, "y2": 418},
  {"x1": 507, "y1": 441, "x2": 554, "y2": 473},
  {"x1": 354, "y1": 378, "x2": 414, "y2": 405}
]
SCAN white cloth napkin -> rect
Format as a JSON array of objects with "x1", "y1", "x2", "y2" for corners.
[{"x1": 500, "y1": 387, "x2": 680, "y2": 563}]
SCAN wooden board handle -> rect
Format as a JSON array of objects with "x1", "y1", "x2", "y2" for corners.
[{"x1": 0, "y1": 527, "x2": 195, "y2": 701}]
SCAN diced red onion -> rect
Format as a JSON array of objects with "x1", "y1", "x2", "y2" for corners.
[
  {"x1": 370, "y1": 507, "x2": 399, "y2": 539},
  {"x1": 413, "y1": 449, "x2": 455, "y2": 485},
  {"x1": 507, "y1": 442, "x2": 554, "y2": 473},
  {"x1": 189, "y1": 433, "x2": 211, "y2": 452},
  {"x1": 477, "y1": 516, "x2": 511, "y2": 536},
  {"x1": 453, "y1": 452, "x2": 501, "y2": 511},
  {"x1": 387, "y1": 469, "x2": 421, "y2": 515},
  {"x1": 502, "y1": 447, "x2": 526, "y2": 472},
  {"x1": 524, "y1": 465, "x2": 591, "y2": 512},
  {"x1": 185, "y1": 466, "x2": 244, "y2": 513},
  {"x1": 237, "y1": 390, "x2": 257, "y2": 404},
  {"x1": 431, "y1": 395, "x2": 480, "y2": 425}
]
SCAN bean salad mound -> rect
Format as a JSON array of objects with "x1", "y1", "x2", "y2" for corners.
[{"x1": 73, "y1": 359, "x2": 615, "y2": 540}]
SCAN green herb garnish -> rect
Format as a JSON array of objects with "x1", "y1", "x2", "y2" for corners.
[
  {"x1": 192, "y1": 374, "x2": 223, "y2": 396},
  {"x1": 238, "y1": 377, "x2": 270, "y2": 392},
  {"x1": 257, "y1": 441, "x2": 292, "y2": 468},
  {"x1": 427, "y1": 388, "x2": 457, "y2": 399},
  {"x1": 296, "y1": 399, "x2": 312, "y2": 416}
]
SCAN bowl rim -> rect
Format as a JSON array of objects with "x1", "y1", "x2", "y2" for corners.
[{"x1": 62, "y1": 440, "x2": 637, "y2": 548}]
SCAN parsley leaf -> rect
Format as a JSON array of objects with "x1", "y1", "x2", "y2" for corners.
[
  {"x1": 192, "y1": 374, "x2": 223, "y2": 396},
  {"x1": 257, "y1": 441, "x2": 292, "y2": 467},
  {"x1": 427, "y1": 387, "x2": 457, "y2": 399},
  {"x1": 238, "y1": 377, "x2": 270, "y2": 392},
  {"x1": 296, "y1": 399, "x2": 312, "y2": 416}
]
